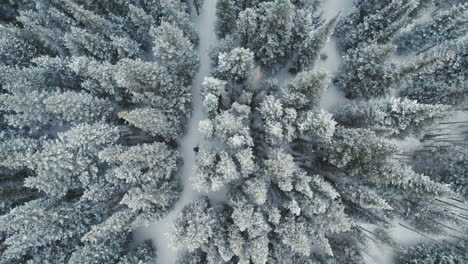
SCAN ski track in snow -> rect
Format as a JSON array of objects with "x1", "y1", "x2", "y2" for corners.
[{"x1": 132, "y1": 1, "x2": 218, "y2": 263}]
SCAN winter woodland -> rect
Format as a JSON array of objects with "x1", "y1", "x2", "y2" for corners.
[{"x1": 0, "y1": 0, "x2": 466, "y2": 263}]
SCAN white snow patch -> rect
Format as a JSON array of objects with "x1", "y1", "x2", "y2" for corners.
[
  {"x1": 390, "y1": 136, "x2": 422, "y2": 153},
  {"x1": 319, "y1": 82, "x2": 347, "y2": 111},
  {"x1": 315, "y1": 38, "x2": 342, "y2": 75},
  {"x1": 316, "y1": 0, "x2": 354, "y2": 110},
  {"x1": 275, "y1": 63, "x2": 294, "y2": 84},
  {"x1": 320, "y1": 0, "x2": 354, "y2": 21},
  {"x1": 364, "y1": 241, "x2": 395, "y2": 264},
  {"x1": 388, "y1": 222, "x2": 427, "y2": 245}
]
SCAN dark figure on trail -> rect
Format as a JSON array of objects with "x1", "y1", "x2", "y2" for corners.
[{"x1": 193, "y1": 145, "x2": 199, "y2": 153}]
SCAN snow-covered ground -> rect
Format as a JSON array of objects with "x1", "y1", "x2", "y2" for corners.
[
  {"x1": 316, "y1": 0, "x2": 353, "y2": 110},
  {"x1": 132, "y1": 1, "x2": 218, "y2": 263}
]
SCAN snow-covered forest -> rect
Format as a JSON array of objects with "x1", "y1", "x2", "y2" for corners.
[{"x1": 0, "y1": 0, "x2": 466, "y2": 263}]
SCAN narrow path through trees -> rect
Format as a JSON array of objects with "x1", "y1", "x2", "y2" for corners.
[{"x1": 133, "y1": 1, "x2": 219, "y2": 263}]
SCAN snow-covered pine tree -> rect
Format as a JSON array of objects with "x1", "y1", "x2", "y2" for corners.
[
  {"x1": 43, "y1": 91, "x2": 115, "y2": 125},
  {"x1": 59, "y1": 0, "x2": 129, "y2": 38},
  {"x1": 322, "y1": 127, "x2": 398, "y2": 178},
  {"x1": 151, "y1": 21, "x2": 199, "y2": 84},
  {"x1": 401, "y1": 38, "x2": 467, "y2": 105},
  {"x1": 1, "y1": 56, "x2": 77, "y2": 94},
  {"x1": 322, "y1": 127, "x2": 451, "y2": 196},
  {"x1": 411, "y1": 143, "x2": 467, "y2": 198},
  {"x1": 126, "y1": 4, "x2": 155, "y2": 46},
  {"x1": 335, "y1": 0, "x2": 421, "y2": 51},
  {"x1": 0, "y1": 0, "x2": 197, "y2": 262},
  {"x1": 281, "y1": 69, "x2": 330, "y2": 109},
  {"x1": 0, "y1": 90, "x2": 58, "y2": 133},
  {"x1": 24, "y1": 123, "x2": 119, "y2": 195},
  {"x1": 292, "y1": 13, "x2": 340, "y2": 72},
  {"x1": 155, "y1": 0, "x2": 199, "y2": 44},
  {"x1": 258, "y1": 95, "x2": 297, "y2": 146},
  {"x1": 200, "y1": 77, "x2": 229, "y2": 118},
  {"x1": 333, "y1": 97, "x2": 448, "y2": 137},
  {"x1": 291, "y1": 4, "x2": 323, "y2": 55},
  {"x1": 0, "y1": 90, "x2": 114, "y2": 134},
  {"x1": 0, "y1": 198, "x2": 108, "y2": 264},
  {"x1": 193, "y1": 101, "x2": 254, "y2": 192},
  {"x1": 297, "y1": 109, "x2": 336, "y2": 142},
  {"x1": 118, "y1": 107, "x2": 182, "y2": 141},
  {"x1": 117, "y1": 240, "x2": 158, "y2": 264},
  {"x1": 216, "y1": 47, "x2": 255, "y2": 82},
  {"x1": 254, "y1": 0, "x2": 294, "y2": 67},
  {"x1": 172, "y1": 197, "x2": 216, "y2": 252},
  {"x1": 0, "y1": 26, "x2": 39, "y2": 66},
  {"x1": 115, "y1": 58, "x2": 178, "y2": 94},
  {"x1": 395, "y1": 3, "x2": 468, "y2": 55},
  {"x1": 16, "y1": 3, "x2": 75, "y2": 56},
  {"x1": 395, "y1": 241, "x2": 467, "y2": 263},
  {"x1": 335, "y1": 43, "x2": 398, "y2": 98},
  {"x1": 64, "y1": 27, "x2": 140, "y2": 62},
  {"x1": 336, "y1": 42, "x2": 439, "y2": 99},
  {"x1": 236, "y1": 8, "x2": 258, "y2": 48}
]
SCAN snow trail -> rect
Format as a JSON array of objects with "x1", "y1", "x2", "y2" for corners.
[
  {"x1": 133, "y1": 1, "x2": 218, "y2": 263},
  {"x1": 317, "y1": 0, "x2": 353, "y2": 110}
]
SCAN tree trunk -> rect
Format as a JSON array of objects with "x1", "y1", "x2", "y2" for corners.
[{"x1": 194, "y1": 0, "x2": 200, "y2": 16}]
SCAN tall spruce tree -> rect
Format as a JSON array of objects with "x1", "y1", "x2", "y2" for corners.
[{"x1": 254, "y1": 0, "x2": 294, "y2": 67}]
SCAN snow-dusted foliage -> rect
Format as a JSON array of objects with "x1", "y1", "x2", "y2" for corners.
[
  {"x1": 292, "y1": 13, "x2": 340, "y2": 72},
  {"x1": 151, "y1": 21, "x2": 199, "y2": 84},
  {"x1": 259, "y1": 95, "x2": 298, "y2": 146},
  {"x1": 333, "y1": 97, "x2": 448, "y2": 137},
  {"x1": 173, "y1": 0, "x2": 467, "y2": 263},
  {"x1": 0, "y1": 0, "x2": 198, "y2": 262},
  {"x1": 216, "y1": 47, "x2": 255, "y2": 82},
  {"x1": 0, "y1": 26, "x2": 38, "y2": 66},
  {"x1": 401, "y1": 38, "x2": 468, "y2": 106},
  {"x1": 334, "y1": 0, "x2": 428, "y2": 52},
  {"x1": 236, "y1": 8, "x2": 258, "y2": 47},
  {"x1": 395, "y1": 3, "x2": 468, "y2": 55},
  {"x1": 118, "y1": 107, "x2": 182, "y2": 141},
  {"x1": 396, "y1": 241, "x2": 467, "y2": 263},
  {"x1": 336, "y1": 43, "x2": 439, "y2": 99},
  {"x1": 1, "y1": 0, "x2": 466, "y2": 263},
  {"x1": 254, "y1": 0, "x2": 294, "y2": 67},
  {"x1": 193, "y1": 100, "x2": 253, "y2": 192},
  {"x1": 281, "y1": 69, "x2": 330, "y2": 109}
]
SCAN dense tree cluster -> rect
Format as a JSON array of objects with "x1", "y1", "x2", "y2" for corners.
[
  {"x1": 173, "y1": 0, "x2": 467, "y2": 263},
  {"x1": 0, "y1": 0, "x2": 198, "y2": 263},
  {"x1": 334, "y1": 0, "x2": 467, "y2": 102},
  {"x1": 214, "y1": 0, "x2": 328, "y2": 71},
  {"x1": 401, "y1": 38, "x2": 467, "y2": 105},
  {"x1": 395, "y1": 241, "x2": 467, "y2": 264}
]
